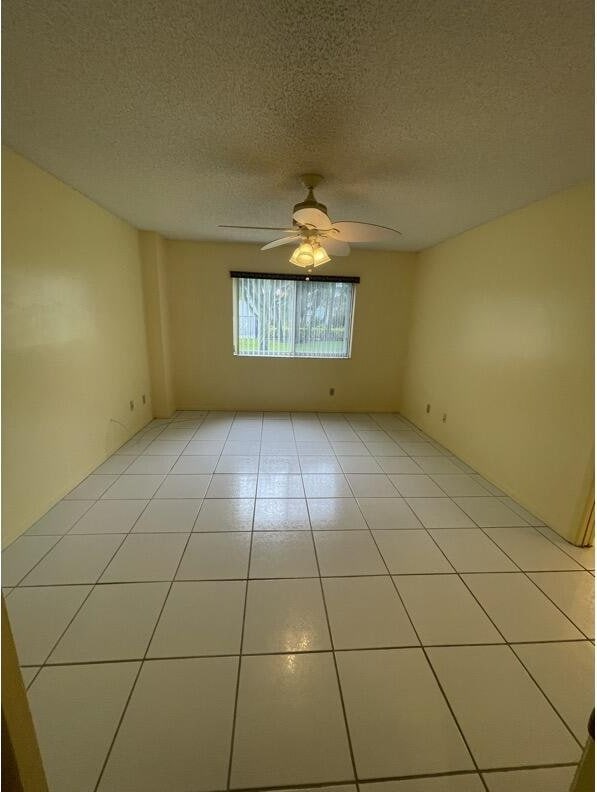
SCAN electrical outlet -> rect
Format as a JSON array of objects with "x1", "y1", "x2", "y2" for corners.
[
  {"x1": 442, "y1": 413, "x2": 447, "y2": 423},
  {"x1": 142, "y1": 394, "x2": 146, "y2": 405},
  {"x1": 426, "y1": 404, "x2": 431, "y2": 414},
  {"x1": 129, "y1": 400, "x2": 134, "y2": 411},
  {"x1": 329, "y1": 388, "x2": 335, "y2": 396}
]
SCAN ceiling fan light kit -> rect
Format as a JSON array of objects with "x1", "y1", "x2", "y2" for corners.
[{"x1": 219, "y1": 174, "x2": 401, "y2": 271}]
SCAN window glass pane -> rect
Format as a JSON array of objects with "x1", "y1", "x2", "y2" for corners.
[{"x1": 234, "y1": 277, "x2": 354, "y2": 359}]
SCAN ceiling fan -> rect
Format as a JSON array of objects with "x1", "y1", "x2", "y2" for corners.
[{"x1": 219, "y1": 173, "x2": 401, "y2": 270}]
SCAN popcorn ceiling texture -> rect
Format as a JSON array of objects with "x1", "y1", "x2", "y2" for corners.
[{"x1": 2, "y1": 0, "x2": 593, "y2": 250}]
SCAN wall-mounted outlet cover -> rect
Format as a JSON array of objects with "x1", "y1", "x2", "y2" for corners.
[
  {"x1": 129, "y1": 400, "x2": 134, "y2": 411},
  {"x1": 329, "y1": 388, "x2": 335, "y2": 396},
  {"x1": 442, "y1": 413, "x2": 447, "y2": 423},
  {"x1": 426, "y1": 404, "x2": 431, "y2": 413}
]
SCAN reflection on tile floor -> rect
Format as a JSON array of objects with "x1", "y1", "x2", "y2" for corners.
[{"x1": 3, "y1": 411, "x2": 594, "y2": 791}]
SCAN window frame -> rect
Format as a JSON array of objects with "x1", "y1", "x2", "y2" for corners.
[{"x1": 231, "y1": 271, "x2": 359, "y2": 360}]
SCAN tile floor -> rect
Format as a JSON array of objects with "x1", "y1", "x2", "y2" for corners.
[{"x1": 3, "y1": 411, "x2": 595, "y2": 792}]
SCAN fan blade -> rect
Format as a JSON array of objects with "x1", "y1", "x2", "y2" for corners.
[
  {"x1": 218, "y1": 225, "x2": 296, "y2": 232},
  {"x1": 327, "y1": 221, "x2": 401, "y2": 242},
  {"x1": 293, "y1": 207, "x2": 332, "y2": 229},
  {"x1": 261, "y1": 236, "x2": 300, "y2": 251},
  {"x1": 320, "y1": 237, "x2": 350, "y2": 257}
]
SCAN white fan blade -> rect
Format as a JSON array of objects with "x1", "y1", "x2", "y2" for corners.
[
  {"x1": 293, "y1": 207, "x2": 332, "y2": 228},
  {"x1": 320, "y1": 237, "x2": 350, "y2": 256},
  {"x1": 328, "y1": 221, "x2": 401, "y2": 242},
  {"x1": 261, "y1": 236, "x2": 300, "y2": 251}
]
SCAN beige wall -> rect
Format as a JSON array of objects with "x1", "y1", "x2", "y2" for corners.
[
  {"x1": 165, "y1": 240, "x2": 416, "y2": 412},
  {"x1": 401, "y1": 183, "x2": 594, "y2": 541},
  {"x1": 2, "y1": 148, "x2": 152, "y2": 546}
]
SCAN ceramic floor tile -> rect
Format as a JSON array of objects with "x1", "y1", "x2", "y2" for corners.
[
  {"x1": 406, "y1": 498, "x2": 476, "y2": 529},
  {"x1": 346, "y1": 474, "x2": 398, "y2": 497},
  {"x1": 323, "y1": 576, "x2": 418, "y2": 649},
  {"x1": 152, "y1": 474, "x2": 210, "y2": 499},
  {"x1": 307, "y1": 498, "x2": 368, "y2": 530},
  {"x1": 101, "y1": 534, "x2": 187, "y2": 582},
  {"x1": 467, "y1": 475, "x2": 505, "y2": 496},
  {"x1": 400, "y1": 442, "x2": 445, "y2": 456},
  {"x1": 498, "y1": 497, "x2": 545, "y2": 525},
  {"x1": 102, "y1": 475, "x2": 164, "y2": 500},
  {"x1": 170, "y1": 455, "x2": 219, "y2": 474},
  {"x1": 360, "y1": 778, "x2": 484, "y2": 791},
  {"x1": 243, "y1": 578, "x2": 331, "y2": 653},
  {"x1": 430, "y1": 475, "x2": 491, "y2": 497},
  {"x1": 364, "y1": 441, "x2": 407, "y2": 456},
  {"x1": 69, "y1": 499, "x2": 148, "y2": 534},
  {"x1": 259, "y1": 455, "x2": 301, "y2": 474},
  {"x1": 429, "y1": 529, "x2": 517, "y2": 572},
  {"x1": 338, "y1": 456, "x2": 383, "y2": 474},
  {"x1": 512, "y1": 640, "x2": 594, "y2": 742},
  {"x1": 230, "y1": 653, "x2": 352, "y2": 789},
  {"x1": 98, "y1": 657, "x2": 238, "y2": 792},
  {"x1": 411, "y1": 457, "x2": 466, "y2": 475},
  {"x1": 20, "y1": 666, "x2": 40, "y2": 688},
  {"x1": 25, "y1": 500, "x2": 94, "y2": 535},
  {"x1": 484, "y1": 527, "x2": 583, "y2": 570},
  {"x1": 144, "y1": 440, "x2": 188, "y2": 455},
  {"x1": 428, "y1": 645, "x2": 581, "y2": 768},
  {"x1": 254, "y1": 498, "x2": 310, "y2": 530},
  {"x1": 193, "y1": 498, "x2": 254, "y2": 532},
  {"x1": 262, "y1": 442, "x2": 299, "y2": 454},
  {"x1": 93, "y1": 456, "x2": 136, "y2": 474},
  {"x1": 337, "y1": 648, "x2": 473, "y2": 778},
  {"x1": 358, "y1": 497, "x2": 424, "y2": 530},
  {"x1": 300, "y1": 456, "x2": 344, "y2": 474},
  {"x1": 29, "y1": 662, "x2": 139, "y2": 792},
  {"x1": 390, "y1": 474, "x2": 446, "y2": 497},
  {"x1": 528, "y1": 571, "x2": 595, "y2": 637},
  {"x1": 64, "y1": 474, "x2": 119, "y2": 499},
  {"x1": 216, "y1": 455, "x2": 260, "y2": 474},
  {"x1": 257, "y1": 474, "x2": 305, "y2": 498},
  {"x1": 374, "y1": 530, "x2": 454, "y2": 574},
  {"x1": 21, "y1": 534, "x2": 124, "y2": 585},
  {"x1": 206, "y1": 474, "x2": 257, "y2": 498},
  {"x1": 183, "y1": 440, "x2": 225, "y2": 455},
  {"x1": 49, "y1": 582, "x2": 169, "y2": 662},
  {"x1": 177, "y1": 533, "x2": 251, "y2": 579},
  {"x1": 453, "y1": 497, "x2": 529, "y2": 527},
  {"x1": 124, "y1": 455, "x2": 177, "y2": 474},
  {"x1": 535, "y1": 525, "x2": 595, "y2": 569},
  {"x1": 7, "y1": 585, "x2": 91, "y2": 664},
  {"x1": 482, "y1": 766, "x2": 577, "y2": 792},
  {"x1": 376, "y1": 457, "x2": 424, "y2": 474},
  {"x1": 295, "y1": 441, "x2": 333, "y2": 455},
  {"x1": 463, "y1": 573, "x2": 584, "y2": 641},
  {"x1": 331, "y1": 441, "x2": 369, "y2": 456},
  {"x1": 302, "y1": 474, "x2": 353, "y2": 497},
  {"x1": 223, "y1": 440, "x2": 261, "y2": 455},
  {"x1": 2, "y1": 535, "x2": 62, "y2": 585},
  {"x1": 395, "y1": 574, "x2": 503, "y2": 645},
  {"x1": 148, "y1": 581, "x2": 245, "y2": 657},
  {"x1": 250, "y1": 532, "x2": 318, "y2": 578},
  {"x1": 314, "y1": 530, "x2": 387, "y2": 576},
  {"x1": 132, "y1": 499, "x2": 201, "y2": 533}
]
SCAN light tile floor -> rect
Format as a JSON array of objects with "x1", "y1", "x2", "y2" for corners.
[{"x1": 3, "y1": 411, "x2": 594, "y2": 792}]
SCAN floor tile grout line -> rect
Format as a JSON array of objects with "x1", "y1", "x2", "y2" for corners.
[
  {"x1": 90, "y1": 412, "x2": 215, "y2": 792},
  {"x1": 226, "y1": 411, "x2": 260, "y2": 791},
  {"x1": 422, "y1": 502, "x2": 591, "y2": 748},
  {"x1": 348, "y1": 490, "x2": 489, "y2": 789},
  {"x1": 308, "y1": 413, "x2": 361, "y2": 792}
]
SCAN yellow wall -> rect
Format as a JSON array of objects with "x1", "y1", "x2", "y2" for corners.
[
  {"x1": 2, "y1": 148, "x2": 152, "y2": 546},
  {"x1": 165, "y1": 240, "x2": 416, "y2": 412},
  {"x1": 401, "y1": 183, "x2": 594, "y2": 541}
]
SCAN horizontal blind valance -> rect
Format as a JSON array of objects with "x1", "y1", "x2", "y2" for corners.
[{"x1": 230, "y1": 271, "x2": 360, "y2": 284}]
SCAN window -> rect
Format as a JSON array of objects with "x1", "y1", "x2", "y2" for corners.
[{"x1": 232, "y1": 273, "x2": 357, "y2": 358}]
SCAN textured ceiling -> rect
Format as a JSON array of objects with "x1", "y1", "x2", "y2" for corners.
[{"x1": 2, "y1": 0, "x2": 594, "y2": 250}]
